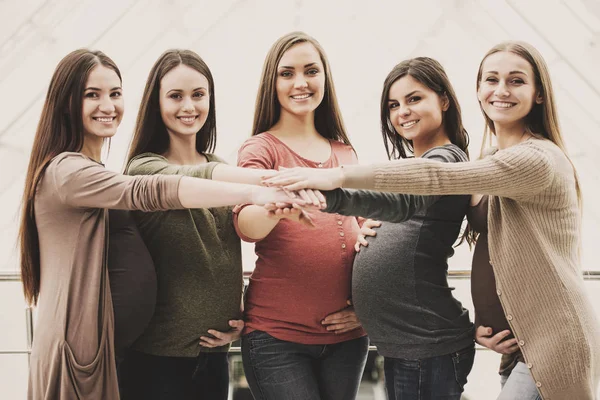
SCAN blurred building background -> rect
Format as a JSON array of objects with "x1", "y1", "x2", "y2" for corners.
[{"x1": 1, "y1": 0, "x2": 599, "y2": 398}]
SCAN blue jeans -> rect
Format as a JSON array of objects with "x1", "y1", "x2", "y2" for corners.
[
  {"x1": 241, "y1": 330, "x2": 369, "y2": 400},
  {"x1": 118, "y1": 350, "x2": 229, "y2": 400},
  {"x1": 498, "y1": 361, "x2": 542, "y2": 400},
  {"x1": 384, "y1": 344, "x2": 475, "y2": 400}
]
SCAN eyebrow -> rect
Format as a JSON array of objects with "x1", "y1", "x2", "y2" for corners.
[
  {"x1": 388, "y1": 90, "x2": 422, "y2": 101},
  {"x1": 279, "y1": 62, "x2": 318, "y2": 69},
  {"x1": 166, "y1": 87, "x2": 207, "y2": 94},
  {"x1": 485, "y1": 70, "x2": 528, "y2": 76},
  {"x1": 84, "y1": 86, "x2": 121, "y2": 91}
]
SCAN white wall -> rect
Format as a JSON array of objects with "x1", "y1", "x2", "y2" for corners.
[{"x1": 1, "y1": 0, "x2": 600, "y2": 398}]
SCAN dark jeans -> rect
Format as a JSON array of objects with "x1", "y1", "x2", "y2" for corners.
[
  {"x1": 241, "y1": 330, "x2": 369, "y2": 400},
  {"x1": 118, "y1": 349, "x2": 229, "y2": 400},
  {"x1": 384, "y1": 344, "x2": 475, "y2": 400}
]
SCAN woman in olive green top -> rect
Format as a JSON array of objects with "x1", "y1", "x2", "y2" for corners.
[{"x1": 120, "y1": 49, "x2": 309, "y2": 400}]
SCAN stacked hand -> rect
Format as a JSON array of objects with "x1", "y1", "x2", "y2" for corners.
[{"x1": 262, "y1": 166, "x2": 344, "y2": 191}]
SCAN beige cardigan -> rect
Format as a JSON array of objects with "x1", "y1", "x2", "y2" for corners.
[
  {"x1": 28, "y1": 153, "x2": 182, "y2": 400},
  {"x1": 343, "y1": 138, "x2": 600, "y2": 399}
]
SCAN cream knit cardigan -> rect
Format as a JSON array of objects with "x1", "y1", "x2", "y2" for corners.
[{"x1": 343, "y1": 138, "x2": 599, "y2": 399}]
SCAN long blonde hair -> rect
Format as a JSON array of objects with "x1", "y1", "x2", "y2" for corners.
[
  {"x1": 251, "y1": 31, "x2": 352, "y2": 147},
  {"x1": 476, "y1": 41, "x2": 582, "y2": 206}
]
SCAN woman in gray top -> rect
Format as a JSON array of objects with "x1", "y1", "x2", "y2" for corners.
[{"x1": 316, "y1": 58, "x2": 475, "y2": 400}]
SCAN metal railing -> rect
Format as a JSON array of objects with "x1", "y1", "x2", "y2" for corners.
[{"x1": 1, "y1": 270, "x2": 599, "y2": 360}]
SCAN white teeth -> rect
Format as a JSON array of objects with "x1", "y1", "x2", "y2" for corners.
[
  {"x1": 492, "y1": 102, "x2": 514, "y2": 108},
  {"x1": 291, "y1": 93, "x2": 311, "y2": 100},
  {"x1": 94, "y1": 117, "x2": 114, "y2": 122},
  {"x1": 179, "y1": 117, "x2": 196, "y2": 123},
  {"x1": 401, "y1": 120, "x2": 418, "y2": 128}
]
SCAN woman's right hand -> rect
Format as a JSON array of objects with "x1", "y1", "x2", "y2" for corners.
[
  {"x1": 251, "y1": 186, "x2": 322, "y2": 208},
  {"x1": 475, "y1": 326, "x2": 520, "y2": 355},
  {"x1": 355, "y1": 219, "x2": 382, "y2": 252}
]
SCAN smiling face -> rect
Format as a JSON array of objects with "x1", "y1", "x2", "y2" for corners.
[
  {"x1": 275, "y1": 42, "x2": 325, "y2": 118},
  {"x1": 477, "y1": 51, "x2": 542, "y2": 130},
  {"x1": 82, "y1": 65, "x2": 123, "y2": 141},
  {"x1": 387, "y1": 74, "x2": 449, "y2": 145},
  {"x1": 159, "y1": 64, "x2": 210, "y2": 139}
]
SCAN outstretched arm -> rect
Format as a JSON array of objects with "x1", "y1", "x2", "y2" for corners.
[
  {"x1": 52, "y1": 153, "x2": 309, "y2": 212},
  {"x1": 323, "y1": 189, "x2": 438, "y2": 223},
  {"x1": 263, "y1": 140, "x2": 557, "y2": 200}
]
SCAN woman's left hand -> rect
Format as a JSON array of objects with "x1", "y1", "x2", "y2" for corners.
[
  {"x1": 199, "y1": 319, "x2": 245, "y2": 348},
  {"x1": 321, "y1": 300, "x2": 362, "y2": 334},
  {"x1": 262, "y1": 166, "x2": 344, "y2": 191}
]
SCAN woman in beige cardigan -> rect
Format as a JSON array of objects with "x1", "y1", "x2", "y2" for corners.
[
  {"x1": 18, "y1": 49, "x2": 315, "y2": 400},
  {"x1": 264, "y1": 41, "x2": 600, "y2": 400}
]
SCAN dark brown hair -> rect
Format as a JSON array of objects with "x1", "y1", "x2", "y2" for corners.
[
  {"x1": 380, "y1": 57, "x2": 469, "y2": 160},
  {"x1": 127, "y1": 49, "x2": 216, "y2": 160},
  {"x1": 19, "y1": 49, "x2": 121, "y2": 305}
]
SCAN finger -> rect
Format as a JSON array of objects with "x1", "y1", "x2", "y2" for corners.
[
  {"x1": 331, "y1": 323, "x2": 361, "y2": 334},
  {"x1": 503, "y1": 343, "x2": 521, "y2": 354},
  {"x1": 282, "y1": 181, "x2": 309, "y2": 192},
  {"x1": 198, "y1": 340, "x2": 217, "y2": 348},
  {"x1": 354, "y1": 241, "x2": 361, "y2": 252},
  {"x1": 228, "y1": 320, "x2": 245, "y2": 330},
  {"x1": 262, "y1": 175, "x2": 295, "y2": 187},
  {"x1": 323, "y1": 316, "x2": 356, "y2": 325},
  {"x1": 207, "y1": 329, "x2": 228, "y2": 340},
  {"x1": 495, "y1": 338, "x2": 518, "y2": 354},
  {"x1": 313, "y1": 190, "x2": 326, "y2": 204},
  {"x1": 326, "y1": 322, "x2": 361, "y2": 332},
  {"x1": 366, "y1": 220, "x2": 382, "y2": 228},
  {"x1": 361, "y1": 228, "x2": 377, "y2": 237},
  {"x1": 264, "y1": 203, "x2": 277, "y2": 211},
  {"x1": 475, "y1": 326, "x2": 493, "y2": 339},
  {"x1": 323, "y1": 310, "x2": 355, "y2": 323},
  {"x1": 199, "y1": 336, "x2": 222, "y2": 347},
  {"x1": 489, "y1": 330, "x2": 512, "y2": 346},
  {"x1": 304, "y1": 189, "x2": 321, "y2": 206}
]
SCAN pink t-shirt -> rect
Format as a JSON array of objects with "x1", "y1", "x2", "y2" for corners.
[{"x1": 233, "y1": 132, "x2": 366, "y2": 344}]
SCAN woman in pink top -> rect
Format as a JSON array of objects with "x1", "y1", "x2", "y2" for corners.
[{"x1": 234, "y1": 31, "x2": 368, "y2": 400}]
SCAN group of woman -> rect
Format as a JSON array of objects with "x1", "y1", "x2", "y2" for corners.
[{"x1": 18, "y1": 30, "x2": 600, "y2": 400}]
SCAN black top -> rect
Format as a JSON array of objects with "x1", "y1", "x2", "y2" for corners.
[
  {"x1": 107, "y1": 210, "x2": 156, "y2": 356},
  {"x1": 323, "y1": 144, "x2": 474, "y2": 359}
]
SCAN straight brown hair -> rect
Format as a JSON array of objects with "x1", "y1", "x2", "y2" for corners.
[
  {"x1": 19, "y1": 49, "x2": 121, "y2": 305},
  {"x1": 252, "y1": 31, "x2": 352, "y2": 147},
  {"x1": 127, "y1": 49, "x2": 217, "y2": 161}
]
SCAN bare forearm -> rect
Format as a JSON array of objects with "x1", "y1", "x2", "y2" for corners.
[
  {"x1": 237, "y1": 205, "x2": 279, "y2": 240},
  {"x1": 178, "y1": 176, "x2": 254, "y2": 208},
  {"x1": 212, "y1": 164, "x2": 273, "y2": 185}
]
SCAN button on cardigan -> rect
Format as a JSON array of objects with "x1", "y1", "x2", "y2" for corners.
[{"x1": 341, "y1": 138, "x2": 600, "y2": 399}]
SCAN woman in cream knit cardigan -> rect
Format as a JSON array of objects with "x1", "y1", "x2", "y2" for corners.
[{"x1": 264, "y1": 42, "x2": 600, "y2": 400}]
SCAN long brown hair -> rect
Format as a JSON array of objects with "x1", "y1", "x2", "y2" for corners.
[
  {"x1": 476, "y1": 41, "x2": 582, "y2": 205},
  {"x1": 252, "y1": 31, "x2": 352, "y2": 146},
  {"x1": 127, "y1": 49, "x2": 217, "y2": 161},
  {"x1": 380, "y1": 57, "x2": 470, "y2": 160},
  {"x1": 380, "y1": 57, "x2": 473, "y2": 246},
  {"x1": 19, "y1": 49, "x2": 121, "y2": 305}
]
